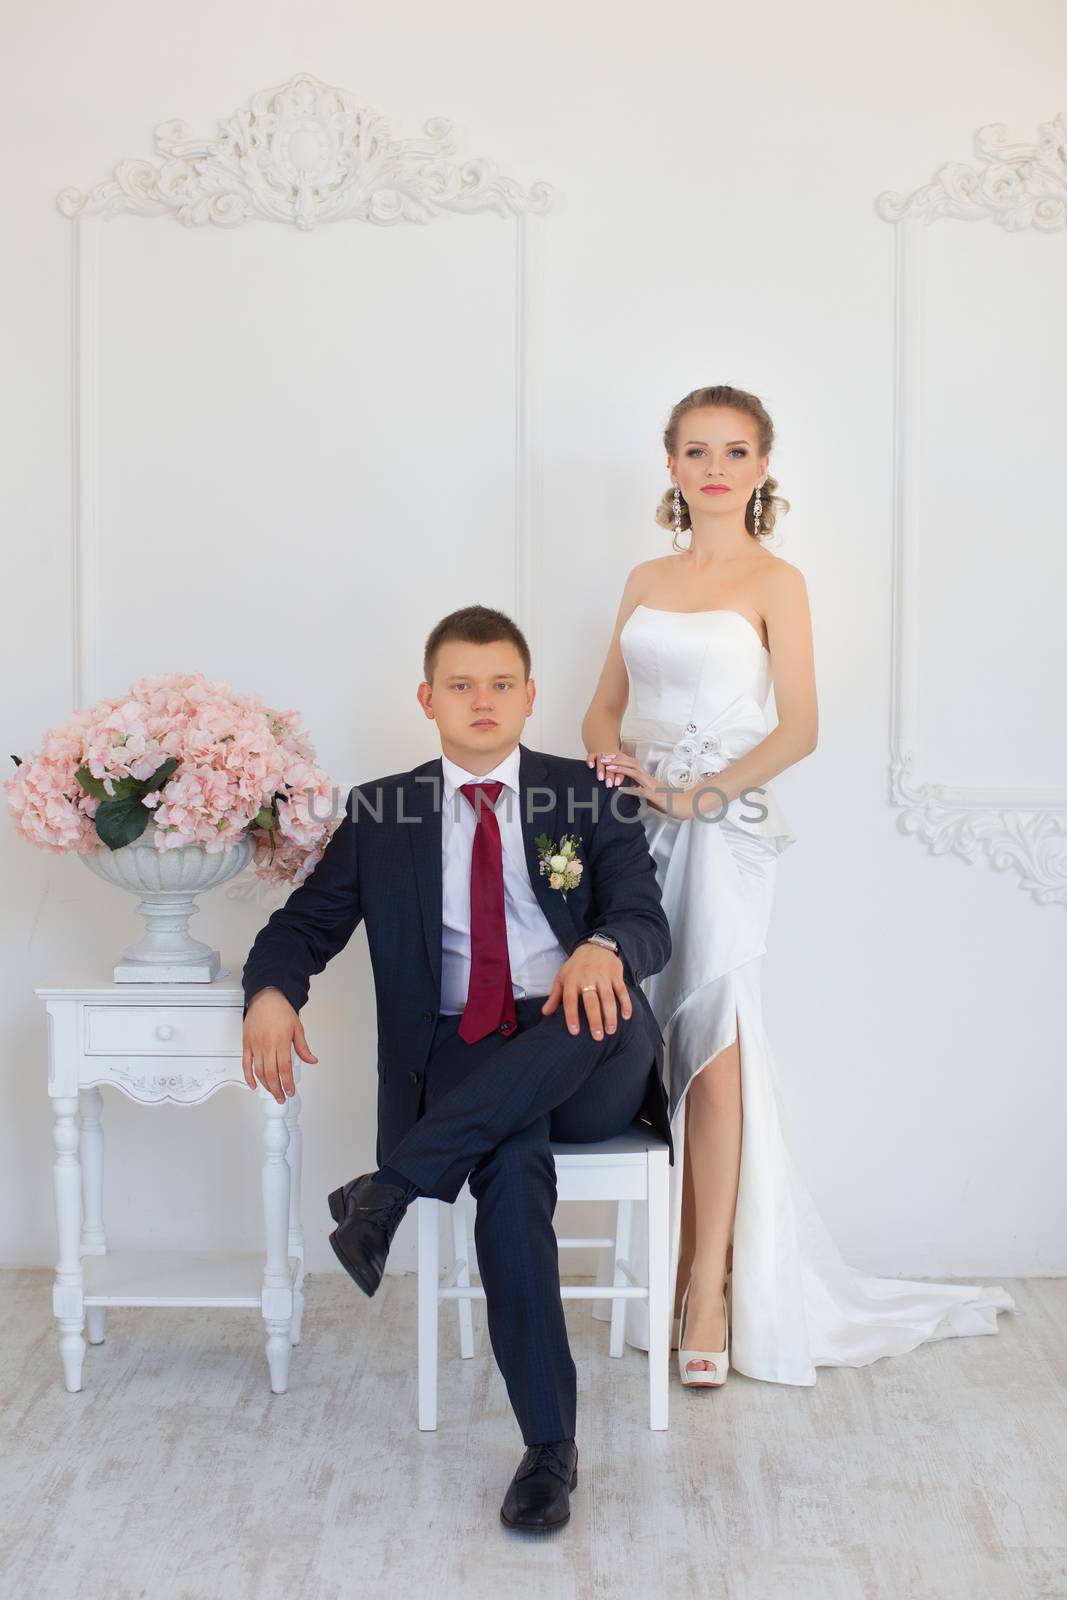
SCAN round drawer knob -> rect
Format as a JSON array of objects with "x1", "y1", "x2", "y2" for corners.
[{"x1": 155, "y1": 1023, "x2": 175, "y2": 1041}]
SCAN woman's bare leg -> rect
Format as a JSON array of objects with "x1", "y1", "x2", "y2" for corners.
[
  {"x1": 673, "y1": 1014, "x2": 742, "y2": 1374},
  {"x1": 674, "y1": 1115, "x2": 697, "y2": 1316}
]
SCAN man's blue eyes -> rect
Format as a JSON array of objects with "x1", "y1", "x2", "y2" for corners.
[{"x1": 452, "y1": 683, "x2": 512, "y2": 690}]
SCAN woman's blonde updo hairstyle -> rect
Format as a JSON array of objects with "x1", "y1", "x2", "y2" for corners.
[{"x1": 655, "y1": 384, "x2": 790, "y2": 549}]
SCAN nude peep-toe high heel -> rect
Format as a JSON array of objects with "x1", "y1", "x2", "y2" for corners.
[{"x1": 677, "y1": 1275, "x2": 730, "y2": 1387}]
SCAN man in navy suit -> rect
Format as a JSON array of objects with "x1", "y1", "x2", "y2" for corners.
[{"x1": 242, "y1": 605, "x2": 672, "y2": 1531}]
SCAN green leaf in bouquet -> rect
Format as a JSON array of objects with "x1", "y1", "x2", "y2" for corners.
[
  {"x1": 254, "y1": 806, "x2": 275, "y2": 832},
  {"x1": 140, "y1": 756, "x2": 179, "y2": 796},
  {"x1": 75, "y1": 765, "x2": 110, "y2": 801},
  {"x1": 76, "y1": 765, "x2": 143, "y2": 802},
  {"x1": 93, "y1": 797, "x2": 152, "y2": 850},
  {"x1": 106, "y1": 775, "x2": 142, "y2": 800}
]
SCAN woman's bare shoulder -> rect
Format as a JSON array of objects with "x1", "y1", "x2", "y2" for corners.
[
  {"x1": 627, "y1": 553, "x2": 676, "y2": 585},
  {"x1": 618, "y1": 554, "x2": 672, "y2": 597},
  {"x1": 754, "y1": 551, "x2": 810, "y2": 632},
  {"x1": 755, "y1": 548, "x2": 807, "y2": 588}
]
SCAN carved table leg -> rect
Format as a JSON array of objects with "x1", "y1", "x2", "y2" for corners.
[
  {"x1": 79, "y1": 1086, "x2": 107, "y2": 1345},
  {"x1": 261, "y1": 1091, "x2": 293, "y2": 1393},
  {"x1": 52, "y1": 1096, "x2": 86, "y2": 1392},
  {"x1": 284, "y1": 1069, "x2": 305, "y2": 1347}
]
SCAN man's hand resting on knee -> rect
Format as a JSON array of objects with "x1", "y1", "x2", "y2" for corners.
[
  {"x1": 243, "y1": 987, "x2": 319, "y2": 1103},
  {"x1": 541, "y1": 946, "x2": 632, "y2": 1040}
]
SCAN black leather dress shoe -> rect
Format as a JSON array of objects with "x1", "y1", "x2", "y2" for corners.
[
  {"x1": 327, "y1": 1173, "x2": 410, "y2": 1297},
  {"x1": 500, "y1": 1440, "x2": 578, "y2": 1531}
]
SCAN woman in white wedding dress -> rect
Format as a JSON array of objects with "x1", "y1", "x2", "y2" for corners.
[{"x1": 583, "y1": 384, "x2": 1015, "y2": 1386}]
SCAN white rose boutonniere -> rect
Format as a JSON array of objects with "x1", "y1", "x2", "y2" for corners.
[{"x1": 534, "y1": 832, "x2": 583, "y2": 896}]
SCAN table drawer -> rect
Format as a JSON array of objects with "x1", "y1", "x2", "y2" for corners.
[{"x1": 84, "y1": 1006, "x2": 241, "y2": 1057}]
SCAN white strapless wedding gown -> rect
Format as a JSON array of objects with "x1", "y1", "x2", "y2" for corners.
[{"x1": 593, "y1": 603, "x2": 1015, "y2": 1383}]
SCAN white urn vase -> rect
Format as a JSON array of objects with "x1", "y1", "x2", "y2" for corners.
[{"x1": 80, "y1": 826, "x2": 255, "y2": 982}]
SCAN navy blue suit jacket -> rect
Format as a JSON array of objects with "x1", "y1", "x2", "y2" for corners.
[{"x1": 242, "y1": 743, "x2": 674, "y2": 1164}]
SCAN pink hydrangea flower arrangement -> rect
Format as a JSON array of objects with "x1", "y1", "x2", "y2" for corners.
[{"x1": 5, "y1": 671, "x2": 339, "y2": 887}]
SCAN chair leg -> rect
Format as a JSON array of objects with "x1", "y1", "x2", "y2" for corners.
[
  {"x1": 417, "y1": 1198, "x2": 439, "y2": 1431},
  {"x1": 646, "y1": 1152, "x2": 670, "y2": 1431},
  {"x1": 451, "y1": 1190, "x2": 475, "y2": 1359},
  {"x1": 609, "y1": 1199, "x2": 633, "y2": 1358}
]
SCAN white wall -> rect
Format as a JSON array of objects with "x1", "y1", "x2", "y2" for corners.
[{"x1": 3, "y1": 0, "x2": 1064, "y2": 1279}]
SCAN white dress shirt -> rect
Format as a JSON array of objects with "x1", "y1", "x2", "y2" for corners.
[{"x1": 439, "y1": 743, "x2": 570, "y2": 1014}]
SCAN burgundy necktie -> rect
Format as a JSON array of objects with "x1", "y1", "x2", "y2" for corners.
[{"x1": 458, "y1": 780, "x2": 518, "y2": 1043}]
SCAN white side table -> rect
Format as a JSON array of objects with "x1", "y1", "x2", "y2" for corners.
[{"x1": 34, "y1": 968, "x2": 305, "y2": 1395}]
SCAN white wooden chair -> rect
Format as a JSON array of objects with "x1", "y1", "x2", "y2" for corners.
[{"x1": 416, "y1": 1125, "x2": 671, "y2": 1431}]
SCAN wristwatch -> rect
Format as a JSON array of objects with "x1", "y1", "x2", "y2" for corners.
[{"x1": 579, "y1": 931, "x2": 620, "y2": 956}]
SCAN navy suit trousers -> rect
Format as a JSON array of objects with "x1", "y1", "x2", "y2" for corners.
[{"x1": 383, "y1": 990, "x2": 658, "y2": 1445}]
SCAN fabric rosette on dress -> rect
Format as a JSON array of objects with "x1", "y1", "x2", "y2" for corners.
[
  {"x1": 653, "y1": 722, "x2": 729, "y2": 790},
  {"x1": 627, "y1": 695, "x2": 796, "y2": 847}
]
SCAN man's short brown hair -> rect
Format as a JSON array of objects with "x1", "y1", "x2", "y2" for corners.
[{"x1": 423, "y1": 606, "x2": 532, "y2": 686}]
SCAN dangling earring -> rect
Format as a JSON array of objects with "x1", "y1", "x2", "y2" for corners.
[
  {"x1": 673, "y1": 483, "x2": 682, "y2": 535},
  {"x1": 753, "y1": 480, "x2": 763, "y2": 536}
]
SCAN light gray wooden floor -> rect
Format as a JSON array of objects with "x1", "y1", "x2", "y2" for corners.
[{"x1": 1, "y1": 1270, "x2": 1063, "y2": 1600}]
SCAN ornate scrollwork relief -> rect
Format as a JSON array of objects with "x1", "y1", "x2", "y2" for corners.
[
  {"x1": 876, "y1": 116, "x2": 1067, "y2": 906},
  {"x1": 58, "y1": 72, "x2": 553, "y2": 230}
]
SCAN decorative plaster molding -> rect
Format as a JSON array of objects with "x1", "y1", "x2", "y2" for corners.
[
  {"x1": 58, "y1": 72, "x2": 552, "y2": 230},
  {"x1": 875, "y1": 114, "x2": 1067, "y2": 231},
  {"x1": 876, "y1": 116, "x2": 1067, "y2": 907}
]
